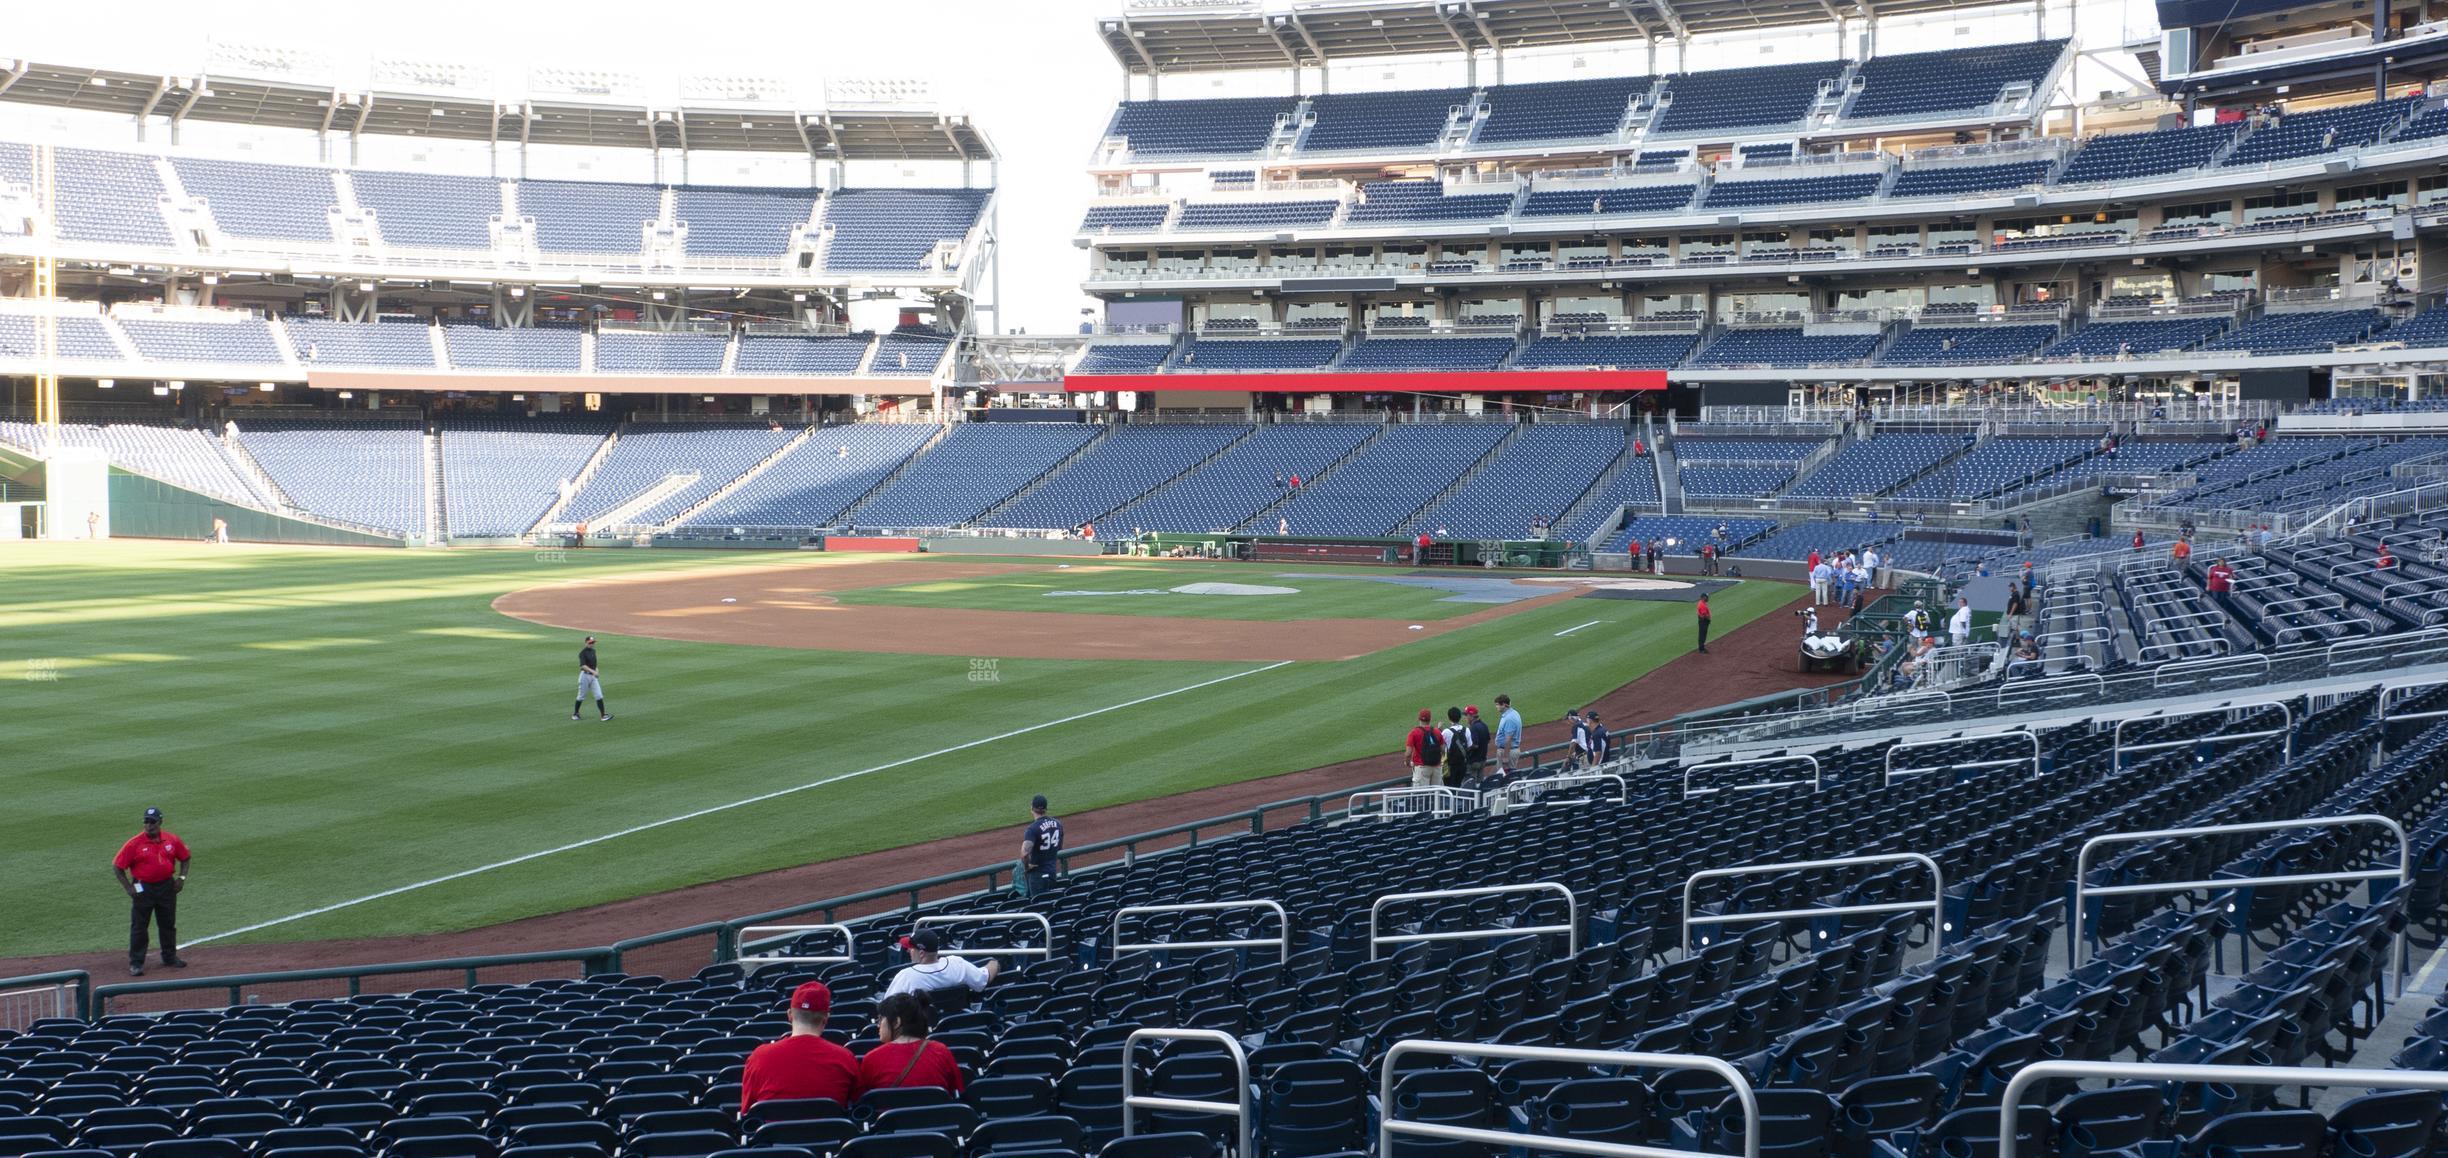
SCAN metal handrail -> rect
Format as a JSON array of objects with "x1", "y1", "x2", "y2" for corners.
[
  {"x1": 2070, "y1": 814, "x2": 2409, "y2": 987},
  {"x1": 1884, "y1": 730, "x2": 2041, "y2": 785},
  {"x1": 1996, "y1": 671, "x2": 2105, "y2": 707},
  {"x1": 1851, "y1": 689, "x2": 1952, "y2": 719},
  {"x1": 2110, "y1": 699, "x2": 2294, "y2": 765},
  {"x1": 2330, "y1": 627, "x2": 2448, "y2": 670},
  {"x1": 2255, "y1": 591, "x2": 2348, "y2": 615},
  {"x1": 2381, "y1": 677, "x2": 2448, "y2": 724},
  {"x1": 2136, "y1": 634, "x2": 2233, "y2": 664},
  {"x1": 735, "y1": 924, "x2": 856, "y2": 967},
  {"x1": 1683, "y1": 753, "x2": 1821, "y2": 798},
  {"x1": 2141, "y1": 608, "x2": 2230, "y2": 632},
  {"x1": 1122, "y1": 1028, "x2": 1251, "y2": 1158},
  {"x1": 909, "y1": 913, "x2": 1055, "y2": 959},
  {"x1": 1495, "y1": 772, "x2": 1629, "y2": 807},
  {"x1": 2150, "y1": 651, "x2": 2270, "y2": 690},
  {"x1": 1381, "y1": 1041, "x2": 1759, "y2": 1158},
  {"x1": 0, "y1": 971, "x2": 91, "y2": 1024},
  {"x1": 2000, "y1": 1062, "x2": 2448, "y2": 1158},
  {"x1": 1347, "y1": 787, "x2": 1481, "y2": 819},
  {"x1": 1369, "y1": 882, "x2": 1578, "y2": 960},
  {"x1": 1110, "y1": 900, "x2": 1290, "y2": 963},
  {"x1": 1683, "y1": 852, "x2": 1945, "y2": 953},
  {"x1": 2272, "y1": 617, "x2": 2373, "y2": 647}
]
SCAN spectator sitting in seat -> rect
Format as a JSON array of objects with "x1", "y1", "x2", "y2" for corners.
[
  {"x1": 856, "y1": 993, "x2": 965, "y2": 1098},
  {"x1": 741, "y1": 981, "x2": 858, "y2": 1116},
  {"x1": 884, "y1": 929, "x2": 1000, "y2": 1006}
]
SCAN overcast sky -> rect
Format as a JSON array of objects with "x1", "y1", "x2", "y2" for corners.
[{"x1": 8, "y1": 0, "x2": 2160, "y2": 335}]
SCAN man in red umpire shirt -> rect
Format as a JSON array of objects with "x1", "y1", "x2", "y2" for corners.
[
  {"x1": 742, "y1": 980, "x2": 859, "y2": 1114},
  {"x1": 112, "y1": 806, "x2": 190, "y2": 976}
]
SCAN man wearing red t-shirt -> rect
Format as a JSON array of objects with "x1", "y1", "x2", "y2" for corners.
[
  {"x1": 112, "y1": 807, "x2": 190, "y2": 976},
  {"x1": 2205, "y1": 558, "x2": 2235, "y2": 594},
  {"x1": 1695, "y1": 595, "x2": 1712, "y2": 653},
  {"x1": 1404, "y1": 709, "x2": 1440, "y2": 788},
  {"x1": 741, "y1": 981, "x2": 859, "y2": 1116}
]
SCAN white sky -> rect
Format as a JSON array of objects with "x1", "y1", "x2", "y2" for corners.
[{"x1": 8, "y1": 0, "x2": 2162, "y2": 335}]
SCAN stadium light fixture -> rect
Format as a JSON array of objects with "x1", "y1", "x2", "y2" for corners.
[
  {"x1": 508, "y1": 286, "x2": 526, "y2": 298},
  {"x1": 168, "y1": 381, "x2": 184, "y2": 391},
  {"x1": 651, "y1": 290, "x2": 667, "y2": 300},
  {"x1": 337, "y1": 391, "x2": 353, "y2": 399},
  {"x1": 201, "y1": 274, "x2": 218, "y2": 285},
  {"x1": 258, "y1": 383, "x2": 275, "y2": 392},
  {"x1": 152, "y1": 385, "x2": 169, "y2": 396},
  {"x1": 97, "y1": 379, "x2": 114, "y2": 389},
  {"x1": 357, "y1": 281, "x2": 374, "y2": 292}
]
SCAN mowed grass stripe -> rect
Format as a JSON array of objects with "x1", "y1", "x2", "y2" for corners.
[{"x1": 0, "y1": 544, "x2": 1790, "y2": 954}]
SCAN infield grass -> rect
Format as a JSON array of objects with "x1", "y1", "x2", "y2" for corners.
[{"x1": 0, "y1": 542, "x2": 1792, "y2": 957}]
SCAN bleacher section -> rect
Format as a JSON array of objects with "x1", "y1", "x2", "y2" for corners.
[
  {"x1": 981, "y1": 424, "x2": 1250, "y2": 533},
  {"x1": 1887, "y1": 160, "x2": 2052, "y2": 198},
  {"x1": 52, "y1": 147, "x2": 174, "y2": 247},
  {"x1": 1105, "y1": 97, "x2": 1295, "y2": 156},
  {"x1": 1689, "y1": 328, "x2": 1880, "y2": 368},
  {"x1": 674, "y1": 187, "x2": 818, "y2": 258},
  {"x1": 1784, "y1": 433, "x2": 1969, "y2": 499},
  {"x1": 1079, "y1": 204, "x2": 1170, "y2": 234},
  {"x1": 115, "y1": 316, "x2": 286, "y2": 365},
  {"x1": 1070, "y1": 344, "x2": 1173, "y2": 375},
  {"x1": 1844, "y1": 39, "x2": 2066, "y2": 120},
  {"x1": 171, "y1": 157, "x2": 335, "y2": 242},
  {"x1": 1876, "y1": 322, "x2": 2057, "y2": 365},
  {"x1": 1265, "y1": 423, "x2": 1509, "y2": 536},
  {"x1": 2054, "y1": 122, "x2": 2241, "y2": 185},
  {"x1": 350, "y1": 171, "x2": 500, "y2": 250},
  {"x1": 1677, "y1": 438, "x2": 1825, "y2": 499},
  {"x1": 2040, "y1": 316, "x2": 2228, "y2": 359},
  {"x1": 1174, "y1": 200, "x2": 1340, "y2": 230},
  {"x1": 1607, "y1": 513, "x2": 1774, "y2": 552},
  {"x1": 440, "y1": 326, "x2": 584, "y2": 372},
  {"x1": 683, "y1": 424, "x2": 939, "y2": 531},
  {"x1": 2199, "y1": 309, "x2": 2385, "y2": 354},
  {"x1": 563, "y1": 424, "x2": 797, "y2": 528},
  {"x1": 1475, "y1": 75, "x2": 1650, "y2": 144},
  {"x1": 233, "y1": 420, "x2": 425, "y2": 534},
  {"x1": 1303, "y1": 88, "x2": 1472, "y2": 152},
  {"x1": 1553, "y1": 455, "x2": 1664, "y2": 544},
  {"x1": 1102, "y1": 423, "x2": 1378, "y2": 534},
  {"x1": 822, "y1": 189, "x2": 988, "y2": 272},
  {"x1": 1739, "y1": 519, "x2": 1900, "y2": 560},
  {"x1": 436, "y1": 417, "x2": 614, "y2": 537},
  {"x1": 1338, "y1": 336, "x2": 1514, "y2": 372},
  {"x1": 286, "y1": 319, "x2": 436, "y2": 368},
  {"x1": 1889, "y1": 437, "x2": 2093, "y2": 502},
  {"x1": 1174, "y1": 337, "x2": 1341, "y2": 372},
  {"x1": 0, "y1": 314, "x2": 124, "y2": 361},
  {"x1": 1517, "y1": 184, "x2": 1697, "y2": 217},
  {"x1": 870, "y1": 329, "x2": 951, "y2": 377},
  {"x1": 1511, "y1": 331, "x2": 1701, "y2": 369},
  {"x1": 734, "y1": 333, "x2": 874, "y2": 376},
  {"x1": 1404, "y1": 423, "x2": 1625, "y2": 538},
  {"x1": 849, "y1": 423, "x2": 1101, "y2": 528},
  {"x1": 1651, "y1": 60, "x2": 1844, "y2": 135},
  {"x1": 1699, "y1": 172, "x2": 1881, "y2": 209},
  {"x1": 594, "y1": 332, "x2": 728, "y2": 375},
  {"x1": 1344, "y1": 180, "x2": 1514, "y2": 225},
  {"x1": 0, "y1": 419, "x2": 259, "y2": 505},
  {"x1": 2224, "y1": 96, "x2": 2419, "y2": 166},
  {"x1": 515, "y1": 179, "x2": 662, "y2": 254}
]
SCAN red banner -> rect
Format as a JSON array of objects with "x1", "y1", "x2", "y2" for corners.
[{"x1": 1062, "y1": 369, "x2": 1668, "y2": 394}]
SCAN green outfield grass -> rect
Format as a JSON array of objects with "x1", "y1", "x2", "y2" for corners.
[
  {"x1": 831, "y1": 560, "x2": 1500, "y2": 620},
  {"x1": 0, "y1": 543, "x2": 1793, "y2": 958}
]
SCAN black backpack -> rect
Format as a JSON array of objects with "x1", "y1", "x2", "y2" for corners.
[{"x1": 1415, "y1": 726, "x2": 1442, "y2": 766}]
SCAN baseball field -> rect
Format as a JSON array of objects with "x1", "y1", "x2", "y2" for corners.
[{"x1": 0, "y1": 542, "x2": 1793, "y2": 963}]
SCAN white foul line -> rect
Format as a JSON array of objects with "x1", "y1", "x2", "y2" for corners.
[
  {"x1": 1554, "y1": 620, "x2": 1603, "y2": 637},
  {"x1": 191, "y1": 659, "x2": 1298, "y2": 945}
]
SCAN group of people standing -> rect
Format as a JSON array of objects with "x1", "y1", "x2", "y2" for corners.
[
  {"x1": 1804, "y1": 546, "x2": 1880, "y2": 614},
  {"x1": 1403, "y1": 696, "x2": 1522, "y2": 789}
]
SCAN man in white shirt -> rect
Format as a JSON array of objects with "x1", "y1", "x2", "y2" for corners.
[
  {"x1": 1808, "y1": 559, "x2": 1833, "y2": 606},
  {"x1": 1948, "y1": 597, "x2": 1972, "y2": 649},
  {"x1": 1861, "y1": 549, "x2": 1882, "y2": 588},
  {"x1": 1906, "y1": 600, "x2": 1931, "y2": 644},
  {"x1": 883, "y1": 929, "x2": 1000, "y2": 1003}
]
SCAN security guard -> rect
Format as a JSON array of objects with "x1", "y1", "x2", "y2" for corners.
[{"x1": 112, "y1": 806, "x2": 191, "y2": 976}]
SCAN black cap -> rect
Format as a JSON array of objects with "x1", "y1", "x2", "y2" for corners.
[
  {"x1": 908, "y1": 929, "x2": 945, "y2": 953},
  {"x1": 143, "y1": 807, "x2": 163, "y2": 822},
  {"x1": 1030, "y1": 794, "x2": 1048, "y2": 811}
]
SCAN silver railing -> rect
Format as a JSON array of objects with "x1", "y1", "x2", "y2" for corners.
[
  {"x1": 734, "y1": 924, "x2": 856, "y2": 966},
  {"x1": 1683, "y1": 852, "x2": 1945, "y2": 953},
  {"x1": 1121, "y1": 1028, "x2": 1251, "y2": 1158},
  {"x1": 1381, "y1": 1042, "x2": 1759, "y2": 1158},
  {"x1": 1347, "y1": 787, "x2": 1481, "y2": 819},
  {"x1": 1682, "y1": 753, "x2": 1821, "y2": 797},
  {"x1": 2069, "y1": 814, "x2": 2409, "y2": 987},
  {"x1": 1369, "y1": 882, "x2": 1578, "y2": 960},
  {"x1": 909, "y1": 912, "x2": 1055, "y2": 959},
  {"x1": 1883, "y1": 730, "x2": 2041, "y2": 785},
  {"x1": 0, "y1": 980, "x2": 79, "y2": 1032},
  {"x1": 1493, "y1": 771, "x2": 1629, "y2": 807},
  {"x1": 2001, "y1": 1062, "x2": 2448, "y2": 1158},
  {"x1": 2380, "y1": 677, "x2": 2448, "y2": 724},
  {"x1": 1110, "y1": 900, "x2": 1291, "y2": 963},
  {"x1": 2110, "y1": 699, "x2": 2294, "y2": 766},
  {"x1": 2150, "y1": 651, "x2": 2271, "y2": 691}
]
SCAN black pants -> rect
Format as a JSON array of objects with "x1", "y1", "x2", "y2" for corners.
[
  {"x1": 1024, "y1": 868, "x2": 1059, "y2": 898},
  {"x1": 1697, "y1": 618, "x2": 1711, "y2": 651},
  {"x1": 130, "y1": 885, "x2": 178, "y2": 967}
]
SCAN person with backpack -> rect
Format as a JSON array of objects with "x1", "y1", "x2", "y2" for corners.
[
  {"x1": 1405, "y1": 709, "x2": 1443, "y2": 788},
  {"x1": 1585, "y1": 711, "x2": 1612, "y2": 767},
  {"x1": 1566, "y1": 709, "x2": 1591, "y2": 770},
  {"x1": 1462, "y1": 706, "x2": 1492, "y2": 785},
  {"x1": 1440, "y1": 707, "x2": 1472, "y2": 788}
]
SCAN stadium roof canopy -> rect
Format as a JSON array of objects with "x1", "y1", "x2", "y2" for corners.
[
  {"x1": 1099, "y1": 0, "x2": 1968, "y2": 75},
  {"x1": 0, "y1": 58, "x2": 995, "y2": 162}
]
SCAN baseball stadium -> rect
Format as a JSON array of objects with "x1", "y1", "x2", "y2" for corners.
[{"x1": 9, "y1": 0, "x2": 2448, "y2": 1155}]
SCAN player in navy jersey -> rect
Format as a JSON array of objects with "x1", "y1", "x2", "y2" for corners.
[{"x1": 1020, "y1": 795, "x2": 1064, "y2": 897}]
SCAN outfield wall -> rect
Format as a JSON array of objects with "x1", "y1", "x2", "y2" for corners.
[{"x1": 109, "y1": 474, "x2": 405, "y2": 548}]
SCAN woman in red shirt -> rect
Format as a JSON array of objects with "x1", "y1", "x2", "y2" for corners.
[{"x1": 856, "y1": 994, "x2": 965, "y2": 1097}]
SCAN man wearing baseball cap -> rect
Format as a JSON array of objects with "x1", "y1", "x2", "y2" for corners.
[
  {"x1": 883, "y1": 929, "x2": 1000, "y2": 1005},
  {"x1": 1404, "y1": 709, "x2": 1440, "y2": 788},
  {"x1": 740, "y1": 980, "x2": 858, "y2": 1115},
  {"x1": 1020, "y1": 796, "x2": 1064, "y2": 899},
  {"x1": 111, "y1": 807, "x2": 190, "y2": 976}
]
